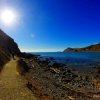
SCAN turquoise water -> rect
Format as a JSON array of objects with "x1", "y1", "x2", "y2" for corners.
[{"x1": 30, "y1": 52, "x2": 100, "y2": 70}]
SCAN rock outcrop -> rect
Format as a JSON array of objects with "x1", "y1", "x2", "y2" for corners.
[
  {"x1": 0, "y1": 29, "x2": 20, "y2": 69},
  {"x1": 19, "y1": 56, "x2": 98, "y2": 100},
  {"x1": 64, "y1": 43, "x2": 100, "y2": 52}
]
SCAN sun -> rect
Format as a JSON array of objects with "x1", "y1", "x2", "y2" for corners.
[{"x1": 0, "y1": 9, "x2": 16, "y2": 25}]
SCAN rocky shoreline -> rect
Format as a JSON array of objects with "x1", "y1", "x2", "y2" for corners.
[
  {"x1": 0, "y1": 29, "x2": 100, "y2": 100},
  {"x1": 17, "y1": 54, "x2": 100, "y2": 100}
]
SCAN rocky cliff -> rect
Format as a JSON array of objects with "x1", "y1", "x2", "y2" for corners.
[
  {"x1": 0, "y1": 29, "x2": 20, "y2": 69},
  {"x1": 64, "y1": 43, "x2": 100, "y2": 52}
]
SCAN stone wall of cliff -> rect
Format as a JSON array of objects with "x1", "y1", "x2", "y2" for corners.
[{"x1": 0, "y1": 29, "x2": 20, "y2": 70}]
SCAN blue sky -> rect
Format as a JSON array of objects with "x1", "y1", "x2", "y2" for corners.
[{"x1": 0, "y1": 0, "x2": 100, "y2": 52}]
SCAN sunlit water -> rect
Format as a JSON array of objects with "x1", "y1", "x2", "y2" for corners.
[{"x1": 30, "y1": 52, "x2": 100, "y2": 71}]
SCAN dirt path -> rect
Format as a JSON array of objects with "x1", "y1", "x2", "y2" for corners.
[{"x1": 0, "y1": 59, "x2": 37, "y2": 100}]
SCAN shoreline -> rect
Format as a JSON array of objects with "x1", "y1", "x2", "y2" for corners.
[{"x1": 17, "y1": 53, "x2": 100, "y2": 100}]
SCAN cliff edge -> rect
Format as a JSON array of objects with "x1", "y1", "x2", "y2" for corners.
[{"x1": 0, "y1": 29, "x2": 20, "y2": 69}]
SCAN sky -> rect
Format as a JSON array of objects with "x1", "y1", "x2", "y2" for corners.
[{"x1": 0, "y1": 0, "x2": 100, "y2": 52}]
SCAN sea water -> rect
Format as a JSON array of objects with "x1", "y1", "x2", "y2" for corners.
[{"x1": 30, "y1": 52, "x2": 100, "y2": 71}]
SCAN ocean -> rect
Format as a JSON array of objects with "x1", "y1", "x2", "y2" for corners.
[{"x1": 30, "y1": 52, "x2": 100, "y2": 71}]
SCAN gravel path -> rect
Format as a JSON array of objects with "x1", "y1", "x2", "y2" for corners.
[{"x1": 0, "y1": 59, "x2": 37, "y2": 100}]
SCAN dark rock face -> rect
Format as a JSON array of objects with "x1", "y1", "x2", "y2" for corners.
[
  {"x1": 0, "y1": 29, "x2": 20, "y2": 69},
  {"x1": 64, "y1": 43, "x2": 100, "y2": 52}
]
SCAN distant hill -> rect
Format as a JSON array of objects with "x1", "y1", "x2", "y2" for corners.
[{"x1": 64, "y1": 43, "x2": 100, "y2": 52}]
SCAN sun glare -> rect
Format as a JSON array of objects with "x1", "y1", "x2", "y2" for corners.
[{"x1": 0, "y1": 9, "x2": 16, "y2": 25}]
